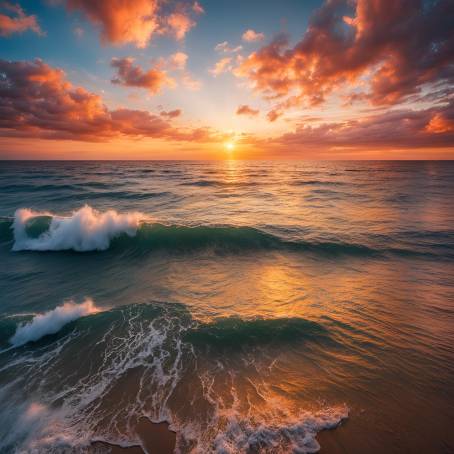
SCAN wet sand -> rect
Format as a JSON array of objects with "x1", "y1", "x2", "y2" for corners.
[{"x1": 91, "y1": 419, "x2": 176, "y2": 454}]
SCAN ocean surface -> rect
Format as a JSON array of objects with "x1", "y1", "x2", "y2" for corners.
[{"x1": 0, "y1": 160, "x2": 453, "y2": 453}]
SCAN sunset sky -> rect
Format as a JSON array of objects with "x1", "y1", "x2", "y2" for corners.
[{"x1": 0, "y1": 0, "x2": 453, "y2": 159}]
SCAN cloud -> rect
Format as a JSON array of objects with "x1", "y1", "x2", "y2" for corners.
[
  {"x1": 165, "y1": 11, "x2": 195, "y2": 41},
  {"x1": 160, "y1": 109, "x2": 181, "y2": 119},
  {"x1": 66, "y1": 0, "x2": 200, "y2": 47},
  {"x1": 181, "y1": 72, "x2": 202, "y2": 90},
  {"x1": 111, "y1": 57, "x2": 174, "y2": 94},
  {"x1": 67, "y1": 0, "x2": 159, "y2": 48},
  {"x1": 236, "y1": 0, "x2": 454, "y2": 109},
  {"x1": 168, "y1": 51, "x2": 188, "y2": 70},
  {"x1": 192, "y1": 1, "x2": 204, "y2": 15},
  {"x1": 267, "y1": 109, "x2": 282, "y2": 122},
  {"x1": 242, "y1": 29, "x2": 264, "y2": 42},
  {"x1": 0, "y1": 2, "x2": 43, "y2": 37},
  {"x1": 272, "y1": 103, "x2": 454, "y2": 151},
  {"x1": 209, "y1": 57, "x2": 232, "y2": 76},
  {"x1": 215, "y1": 41, "x2": 242, "y2": 53},
  {"x1": 0, "y1": 58, "x2": 222, "y2": 143},
  {"x1": 236, "y1": 105, "x2": 259, "y2": 117},
  {"x1": 425, "y1": 112, "x2": 454, "y2": 134}
]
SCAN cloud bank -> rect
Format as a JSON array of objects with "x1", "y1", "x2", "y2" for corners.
[
  {"x1": 236, "y1": 0, "x2": 454, "y2": 108},
  {"x1": 0, "y1": 58, "x2": 220, "y2": 143}
]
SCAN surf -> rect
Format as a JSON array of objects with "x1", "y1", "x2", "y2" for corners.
[
  {"x1": 9, "y1": 299, "x2": 102, "y2": 347},
  {"x1": 2, "y1": 205, "x2": 452, "y2": 258},
  {"x1": 12, "y1": 205, "x2": 144, "y2": 252}
]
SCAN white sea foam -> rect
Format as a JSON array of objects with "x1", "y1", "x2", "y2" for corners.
[
  {"x1": 1, "y1": 303, "x2": 348, "y2": 453},
  {"x1": 12, "y1": 205, "x2": 144, "y2": 252},
  {"x1": 10, "y1": 299, "x2": 101, "y2": 347},
  {"x1": 211, "y1": 407, "x2": 348, "y2": 454}
]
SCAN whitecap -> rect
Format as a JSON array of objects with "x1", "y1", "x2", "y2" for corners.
[
  {"x1": 12, "y1": 205, "x2": 144, "y2": 252},
  {"x1": 10, "y1": 299, "x2": 102, "y2": 347}
]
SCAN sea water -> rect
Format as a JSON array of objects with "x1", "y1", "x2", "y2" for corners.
[{"x1": 0, "y1": 160, "x2": 453, "y2": 453}]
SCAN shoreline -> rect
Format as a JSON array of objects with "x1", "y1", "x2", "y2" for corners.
[{"x1": 91, "y1": 419, "x2": 176, "y2": 454}]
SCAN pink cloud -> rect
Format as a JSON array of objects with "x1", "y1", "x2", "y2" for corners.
[
  {"x1": 168, "y1": 52, "x2": 188, "y2": 71},
  {"x1": 192, "y1": 1, "x2": 204, "y2": 15},
  {"x1": 236, "y1": 105, "x2": 259, "y2": 117},
  {"x1": 242, "y1": 29, "x2": 264, "y2": 42},
  {"x1": 165, "y1": 11, "x2": 195, "y2": 41},
  {"x1": 209, "y1": 57, "x2": 232, "y2": 76},
  {"x1": 0, "y1": 2, "x2": 43, "y2": 37}
]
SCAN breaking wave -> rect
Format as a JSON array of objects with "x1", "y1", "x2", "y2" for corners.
[
  {"x1": 0, "y1": 302, "x2": 348, "y2": 453},
  {"x1": 9, "y1": 299, "x2": 102, "y2": 347},
  {"x1": 12, "y1": 205, "x2": 144, "y2": 252},
  {"x1": 3, "y1": 205, "x2": 449, "y2": 257}
]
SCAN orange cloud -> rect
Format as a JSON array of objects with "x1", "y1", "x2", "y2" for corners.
[
  {"x1": 236, "y1": 105, "x2": 259, "y2": 117},
  {"x1": 67, "y1": 0, "x2": 159, "y2": 48},
  {"x1": 236, "y1": 0, "x2": 454, "y2": 111},
  {"x1": 425, "y1": 113, "x2": 454, "y2": 134},
  {"x1": 160, "y1": 109, "x2": 182, "y2": 119},
  {"x1": 267, "y1": 109, "x2": 282, "y2": 122},
  {"x1": 0, "y1": 2, "x2": 43, "y2": 37},
  {"x1": 242, "y1": 29, "x2": 264, "y2": 42},
  {"x1": 66, "y1": 0, "x2": 201, "y2": 47},
  {"x1": 272, "y1": 104, "x2": 454, "y2": 151},
  {"x1": 168, "y1": 52, "x2": 188, "y2": 70},
  {"x1": 209, "y1": 57, "x2": 232, "y2": 76},
  {"x1": 166, "y1": 12, "x2": 195, "y2": 41},
  {"x1": 0, "y1": 59, "x2": 222, "y2": 144},
  {"x1": 111, "y1": 57, "x2": 174, "y2": 94}
]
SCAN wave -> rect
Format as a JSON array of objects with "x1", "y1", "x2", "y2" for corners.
[
  {"x1": 2, "y1": 206, "x2": 452, "y2": 258},
  {"x1": 179, "y1": 179, "x2": 257, "y2": 188},
  {"x1": 0, "y1": 301, "x2": 347, "y2": 453},
  {"x1": 185, "y1": 316, "x2": 329, "y2": 349},
  {"x1": 11, "y1": 205, "x2": 144, "y2": 252},
  {"x1": 9, "y1": 299, "x2": 102, "y2": 347}
]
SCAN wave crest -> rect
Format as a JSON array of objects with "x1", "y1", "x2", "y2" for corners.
[
  {"x1": 12, "y1": 205, "x2": 144, "y2": 252},
  {"x1": 10, "y1": 299, "x2": 102, "y2": 347}
]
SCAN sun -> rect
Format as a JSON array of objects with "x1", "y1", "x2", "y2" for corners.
[{"x1": 224, "y1": 141, "x2": 235, "y2": 152}]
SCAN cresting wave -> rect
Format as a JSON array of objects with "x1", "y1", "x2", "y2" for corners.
[
  {"x1": 4, "y1": 205, "x2": 450, "y2": 257},
  {"x1": 0, "y1": 302, "x2": 348, "y2": 453},
  {"x1": 12, "y1": 205, "x2": 144, "y2": 251},
  {"x1": 9, "y1": 299, "x2": 102, "y2": 347}
]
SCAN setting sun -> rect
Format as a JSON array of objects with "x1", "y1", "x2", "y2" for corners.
[
  {"x1": 224, "y1": 141, "x2": 235, "y2": 152},
  {"x1": 0, "y1": 1, "x2": 454, "y2": 453}
]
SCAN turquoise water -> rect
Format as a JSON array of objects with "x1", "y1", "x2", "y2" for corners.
[{"x1": 0, "y1": 161, "x2": 453, "y2": 453}]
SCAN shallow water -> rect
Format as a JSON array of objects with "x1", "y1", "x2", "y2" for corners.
[{"x1": 0, "y1": 160, "x2": 453, "y2": 453}]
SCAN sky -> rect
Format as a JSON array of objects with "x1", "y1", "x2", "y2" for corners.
[{"x1": 0, "y1": 0, "x2": 453, "y2": 159}]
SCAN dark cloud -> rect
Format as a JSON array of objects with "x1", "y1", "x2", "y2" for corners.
[
  {"x1": 111, "y1": 57, "x2": 173, "y2": 94},
  {"x1": 236, "y1": 0, "x2": 454, "y2": 108},
  {"x1": 0, "y1": 59, "x2": 220, "y2": 143}
]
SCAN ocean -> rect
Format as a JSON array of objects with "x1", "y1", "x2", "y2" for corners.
[{"x1": 0, "y1": 160, "x2": 453, "y2": 453}]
